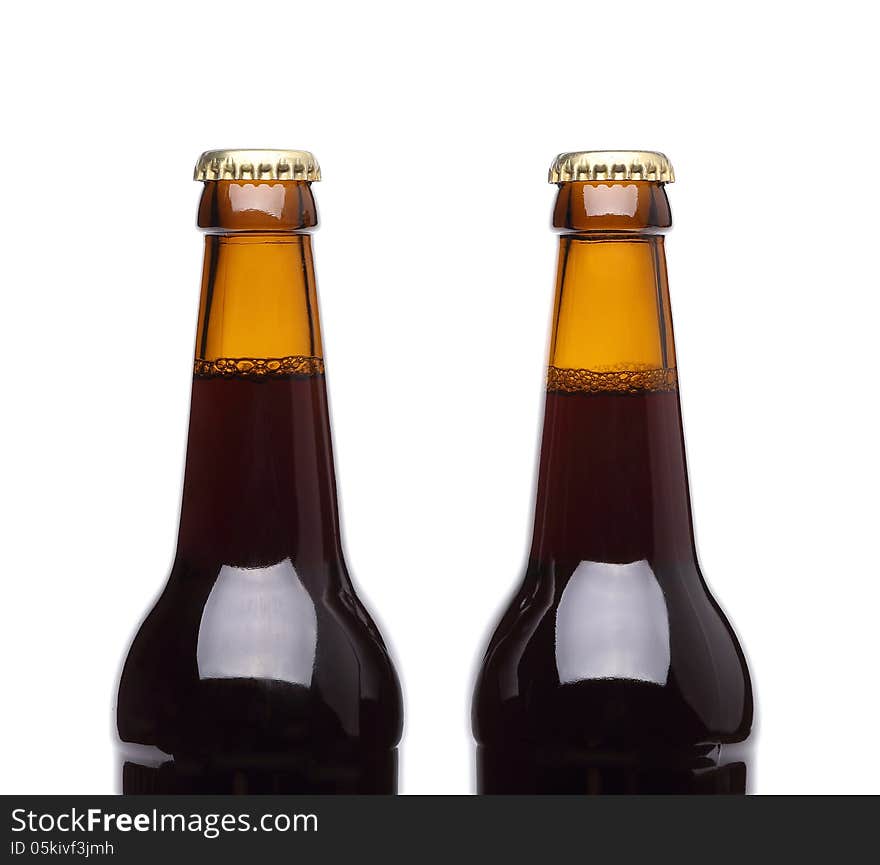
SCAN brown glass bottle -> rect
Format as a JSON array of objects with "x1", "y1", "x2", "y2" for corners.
[
  {"x1": 472, "y1": 152, "x2": 754, "y2": 794},
  {"x1": 116, "y1": 150, "x2": 403, "y2": 793}
]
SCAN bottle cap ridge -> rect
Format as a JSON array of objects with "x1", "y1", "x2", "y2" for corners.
[
  {"x1": 194, "y1": 149, "x2": 321, "y2": 182},
  {"x1": 549, "y1": 151, "x2": 674, "y2": 184}
]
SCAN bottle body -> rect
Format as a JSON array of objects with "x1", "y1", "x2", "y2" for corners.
[
  {"x1": 473, "y1": 173, "x2": 753, "y2": 794},
  {"x1": 116, "y1": 167, "x2": 402, "y2": 793}
]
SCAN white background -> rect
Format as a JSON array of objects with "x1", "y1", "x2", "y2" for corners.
[{"x1": 1, "y1": 0, "x2": 878, "y2": 795}]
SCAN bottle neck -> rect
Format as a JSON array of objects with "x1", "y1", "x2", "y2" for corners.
[
  {"x1": 176, "y1": 181, "x2": 342, "y2": 571},
  {"x1": 530, "y1": 182, "x2": 695, "y2": 567}
]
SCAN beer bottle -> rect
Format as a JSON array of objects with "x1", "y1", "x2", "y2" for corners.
[
  {"x1": 472, "y1": 151, "x2": 754, "y2": 794},
  {"x1": 116, "y1": 150, "x2": 403, "y2": 793}
]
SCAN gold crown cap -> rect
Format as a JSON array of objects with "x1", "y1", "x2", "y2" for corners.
[
  {"x1": 194, "y1": 149, "x2": 321, "y2": 182},
  {"x1": 549, "y1": 150, "x2": 674, "y2": 183}
]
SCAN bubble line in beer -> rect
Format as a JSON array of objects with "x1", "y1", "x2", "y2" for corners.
[
  {"x1": 547, "y1": 365, "x2": 678, "y2": 394},
  {"x1": 194, "y1": 355, "x2": 325, "y2": 379}
]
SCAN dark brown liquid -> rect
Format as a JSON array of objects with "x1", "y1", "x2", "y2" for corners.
[
  {"x1": 473, "y1": 388, "x2": 753, "y2": 793},
  {"x1": 117, "y1": 374, "x2": 403, "y2": 793}
]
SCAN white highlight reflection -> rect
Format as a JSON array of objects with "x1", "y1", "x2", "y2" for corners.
[
  {"x1": 228, "y1": 183, "x2": 285, "y2": 218},
  {"x1": 197, "y1": 558, "x2": 317, "y2": 685},
  {"x1": 555, "y1": 559, "x2": 670, "y2": 685},
  {"x1": 583, "y1": 183, "x2": 638, "y2": 217}
]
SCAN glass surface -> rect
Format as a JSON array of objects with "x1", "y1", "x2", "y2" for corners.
[
  {"x1": 117, "y1": 182, "x2": 403, "y2": 793},
  {"x1": 473, "y1": 182, "x2": 753, "y2": 794}
]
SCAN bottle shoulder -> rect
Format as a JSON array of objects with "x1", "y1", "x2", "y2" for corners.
[
  {"x1": 473, "y1": 558, "x2": 753, "y2": 748},
  {"x1": 117, "y1": 557, "x2": 402, "y2": 753}
]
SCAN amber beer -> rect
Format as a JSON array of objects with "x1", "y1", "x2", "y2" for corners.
[
  {"x1": 472, "y1": 151, "x2": 754, "y2": 793},
  {"x1": 116, "y1": 150, "x2": 403, "y2": 793}
]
